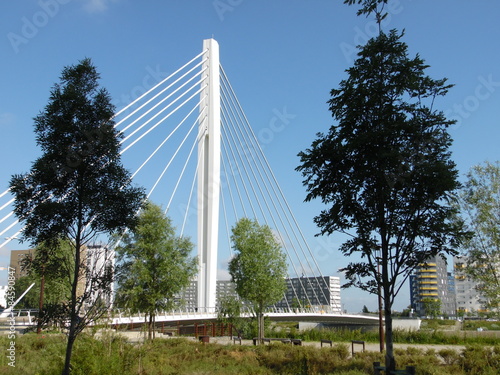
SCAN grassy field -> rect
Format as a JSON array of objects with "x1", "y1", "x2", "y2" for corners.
[{"x1": 1, "y1": 333, "x2": 499, "y2": 375}]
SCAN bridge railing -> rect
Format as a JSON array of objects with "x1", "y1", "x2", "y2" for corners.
[{"x1": 3, "y1": 305, "x2": 348, "y2": 328}]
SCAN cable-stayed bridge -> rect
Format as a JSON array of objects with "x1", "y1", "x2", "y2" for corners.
[
  {"x1": 0, "y1": 39, "x2": 363, "y2": 323},
  {"x1": 6, "y1": 308, "x2": 380, "y2": 329}
]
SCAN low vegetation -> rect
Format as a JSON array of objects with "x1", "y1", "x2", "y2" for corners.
[
  {"x1": 1, "y1": 333, "x2": 499, "y2": 375},
  {"x1": 266, "y1": 322, "x2": 499, "y2": 346},
  {"x1": 462, "y1": 320, "x2": 500, "y2": 331}
]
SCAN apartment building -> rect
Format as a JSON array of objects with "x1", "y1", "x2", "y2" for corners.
[
  {"x1": 454, "y1": 255, "x2": 485, "y2": 315},
  {"x1": 409, "y1": 255, "x2": 455, "y2": 317},
  {"x1": 177, "y1": 276, "x2": 342, "y2": 313},
  {"x1": 9, "y1": 249, "x2": 36, "y2": 280},
  {"x1": 276, "y1": 276, "x2": 342, "y2": 313}
]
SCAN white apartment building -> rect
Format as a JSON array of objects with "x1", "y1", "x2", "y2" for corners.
[
  {"x1": 454, "y1": 255, "x2": 485, "y2": 315},
  {"x1": 85, "y1": 244, "x2": 115, "y2": 307},
  {"x1": 276, "y1": 276, "x2": 342, "y2": 313},
  {"x1": 176, "y1": 276, "x2": 342, "y2": 313}
]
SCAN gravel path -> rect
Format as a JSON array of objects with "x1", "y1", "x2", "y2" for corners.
[{"x1": 115, "y1": 331, "x2": 468, "y2": 354}]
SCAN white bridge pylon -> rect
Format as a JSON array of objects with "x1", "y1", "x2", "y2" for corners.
[
  {"x1": 197, "y1": 39, "x2": 220, "y2": 310},
  {"x1": 0, "y1": 39, "x2": 339, "y2": 314}
]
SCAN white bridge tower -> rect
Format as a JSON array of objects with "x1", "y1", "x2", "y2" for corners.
[{"x1": 197, "y1": 39, "x2": 221, "y2": 310}]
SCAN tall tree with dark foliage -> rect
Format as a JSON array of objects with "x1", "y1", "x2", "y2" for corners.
[
  {"x1": 297, "y1": 1, "x2": 464, "y2": 370},
  {"x1": 10, "y1": 58, "x2": 145, "y2": 375}
]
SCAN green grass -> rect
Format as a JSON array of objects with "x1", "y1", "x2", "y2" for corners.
[
  {"x1": 462, "y1": 320, "x2": 500, "y2": 331},
  {"x1": 420, "y1": 319, "x2": 458, "y2": 330},
  {"x1": 266, "y1": 325, "x2": 499, "y2": 346},
  {"x1": 1, "y1": 333, "x2": 500, "y2": 375}
]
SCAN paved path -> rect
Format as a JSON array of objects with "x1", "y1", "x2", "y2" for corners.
[{"x1": 112, "y1": 331, "x2": 467, "y2": 355}]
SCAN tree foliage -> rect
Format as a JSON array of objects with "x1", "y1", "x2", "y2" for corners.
[
  {"x1": 455, "y1": 161, "x2": 500, "y2": 317},
  {"x1": 9, "y1": 58, "x2": 145, "y2": 375},
  {"x1": 297, "y1": 28, "x2": 460, "y2": 301},
  {"x1": 344, "y1": 0, "x2": 389, "y2": 20},
  {"x1": 296, "y1": 12, "x2": 463, "y2": 371},
  {"x1": 217, "y1": 294, "x2": 247, "y2": 337},
  {"x1": 14, "y1": 240, "x2": 73, "y2": 314},
  {"x1": 228, "y1": 218, "x2": 287, "y2": 343},
  {"x1": 421, "y1": 297, "x2": 442, "y2": 319},
  {"x1": 115, "y1": 201, "x2": 197, "y2": 340}
]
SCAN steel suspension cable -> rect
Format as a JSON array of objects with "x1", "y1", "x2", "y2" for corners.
[
  {"x1": 165, "y1": 111, "x2": 205, "y2": 213},
  {"x1": 219, "y1": 106, "x2": 257, "y2": 218},
  {"x1": 112, "y1": 50, "x2": 206, "y2": 122},
  {"x1": 220, "y1": 99, "x2": 322, "y2": 310},
  {"x1": 220, "y1": 74, "x2": 314, "y2": 308},
  {"x1": 119, "y1": 68, "x2": 207, "y2": 145},
  {"x1": 120, "y1": 83, "x2": 206, "y2": 155},
  {"x1": 115, "y1": 58, "x2": 207, "y2": 134},
  {"x1": 128, "y1": 101, "x2": 203, "y2": 180},
  {"x1": 220, "y1": 67, "x2": 333, "y2": 308}
]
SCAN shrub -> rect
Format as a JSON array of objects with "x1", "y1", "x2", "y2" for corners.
[
  {"x1": 459, "y1": 345, "x2": 500, "y2": 375},
  {"x1": 438, "y1": 348, "x2": 460, "y2": 365}
]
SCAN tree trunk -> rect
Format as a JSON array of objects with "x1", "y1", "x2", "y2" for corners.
[
  {"x1": 62, "y1": 335, "x2": 76, "y2": 375},
  {"x1": 257, "y1": 310, "x2": 264, "y2": 344},
  {"x1": 148, "y1": 312, "x2": 153, "y2": 341},
  {"x1": 384, "y1": 297, "x2": 396, "y2": 373},
  {"x1": 153, "y1": 314, "x2": 156, "y2": 340},
  {"x1": 62, "y1": 233, "x2": 82, "y2": 375}
]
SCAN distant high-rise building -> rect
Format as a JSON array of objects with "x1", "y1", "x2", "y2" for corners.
[
  {"x1": 276, "y1": 276, "x2": 342, "y2": 313},
  {"x1": 454, "y1": 255, "x2": 489, "y2": 315},
  {"x1": 445, "y1": 272, "x2": 456, "y2": 315},
  {"x1": 176, "y1": 279, "x2": 238, "y2": 311},
  {"x1": 85, "y1": 244, "x2": 115, "y2": 307},
  {"x1": 216, "y1": 279, "x2": 237, "y2": 300},
  {"x1": 9, "y1": 249, "x2": 35, "y2": 280},
  {"x1": 175, "y1": 278, "x2": 198, "y2": 310},
  {"x1": 176, "y1": 276, "x2": 342, "y2": 313},
  {"x1": 409, "y1": 255, "x2": 455, "y2": 317}
]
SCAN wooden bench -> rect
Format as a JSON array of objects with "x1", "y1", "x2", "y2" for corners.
[
  {"x1": 232, "y1": 336, "x2": 242, "y2": 345},
  {"x1": 320, "y1": 339, "x2": 333, "y2": 347},
  {"x1": 291, "y1": 339, "x2": 302, "y2": 346},
  {"x1": 199, "y1": 335, "x2": 210, "y2": 343},
  {"x1": 351, "y1": 340, "x2": 365, "y2": 356}
]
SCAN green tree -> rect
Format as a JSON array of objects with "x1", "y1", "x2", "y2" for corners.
[
  {"x1": 455, "y1": 161, "x2": 500, "y2": 317},
  {"x1": 9, "y1": 58, "x2": 145, "y2": 375},
  {"x1": 296, "y1": 2, "x2": 463, "y2": 371},
  {"x1": 115, "y1": 202, "x2": 197, "y2": 340},
  {"x1": 421, "y1": 298, "x2": 442, "y2": 319},
  {"x1": 217, "y1": 294, "x2": 246, "y2": 337},
  {"x1": 20, "y1": 239, "x2": 73, "y2": 333},
  {"x1": 228, "y1": 218, "x2": 287, "y2": 344},
  {"x1": 13, "y1": 276, "x2": 38, "y2": 309}
]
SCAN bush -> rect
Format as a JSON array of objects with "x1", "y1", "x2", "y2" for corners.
[
  {"x1": 459, "y1": 345, "x2": 500, "y2": 375},
  {"x1": 438, "y1": 348, "x2": 460, "y2": 365}
]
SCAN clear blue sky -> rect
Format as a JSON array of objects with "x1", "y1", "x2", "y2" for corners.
[{"x1": 1, "y1": 0, "x2": 499, "y2": 312}]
